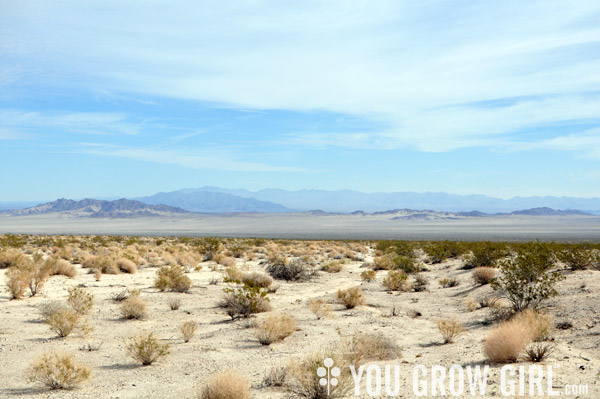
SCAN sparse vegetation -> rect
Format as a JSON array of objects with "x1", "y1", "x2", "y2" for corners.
[
  {"x1": 266, "y1": 257, "x2": 311, "y2": 281},
  {"x1": 126, "y1": 332, "x2": 170, "y2": 365},
  {"x1": 67, "y1": 286, "x2": 94, "y2": 315},
  {"x1": 199, "y1": 370, "x2": 250, "y2": 399},
  {"x1": 155, "y1": 265, "x2": 192, "y2": 292},
  {"x1": 344, "y1": 332, "x2": 401, "y2": 364},
  {"x1": 308, "y1": 298, "x2": 331, "y2": 319},
  {"x1": 27, "y1": 351, "x2": 91, "y2": 389},
  {"x1": 180, "y1": 321, "x2": 197, "y2": 342},
  {"x1": 436, "y1": 319, "x2": 464, "y2": 344},
  {"x1": 336, "y1": 287, "x2": 365, "y2": 309},
  {"x1": 255, "y1": 313, "x2": 297, "y2": 345},
  {"x1": 383, "y1": 270, "x2": 411, "y2": 291},
  {"x1": 120, "y1": 296, "x2": 147, "y2": 319},
  {"x1": 472, "y1": 267, "x2": 497, "y2": 285},
  {"x1": 287, "y1": 352, "x2": 350, "y2": 399}
]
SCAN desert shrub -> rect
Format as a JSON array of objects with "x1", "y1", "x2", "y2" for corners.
[
  {"x1": 436, "y1": 319, "x2": 464, "y2": 344},
  {"x1": 116, "y1": 258, "x2": 137, "y2": 274},
  {"x1": 255, "y1": 313, "x2": 297, "y2": 345},
  {"x1": 5, "y1": 267, "x2": 30, "y2": 299},
  {"x1": 557, "y1": 246, "x2": 599, "y2": 270},
  {"x1": 375, "y1": 240, "x2": 415, "y2": 258},
  {"x1": 0, "y1": 249, "x2": 28, "y2": 269},
  {"x1": 67, "y1": 286, "x2": 94, "y2": 315},
  {"x1": 120, "y1": 297, "x2": 147, "y2": 319},
  {"x1": 46, "y1": 308, "x2": 87, "y2": 338},
  {"x1": 266, "y1": 257, "x2": 311, "y2": 281},
  {"x1": 308, "y1": 298, "x2": 331, "y2": 319},
  {"x1": 39, "y1": 300, "x2": 67, "y2": 320},
  {"x1": 512, "y1": 309, "x2": 552, "y2": 342},
  {"x1": 287, "y1": 352, "x2": 350, "y2": 399},
  {"x1": 344, "y1": 332, "x2": 401, "y2": 364},
  {"x1": 464, "y1": 242, "x2": 508, "y2": 269},
  {"x1": 155, "y1": 265, "x2": 192, "y2": 292},
  {"x1": 82, "y1": 256, "x2": 119, "y2": 274},
  {"x1": 413, "y1": 273, "x2": 429, "y2": 292},
  {"x1": 336, "y1": 287, "x2": 365, "y2": 309},
  {"x1": 180, "y1": 321, "x2": 197, "y2": 343},
  {"x1": 371, "y1": 255, "x2": 395, "y2": 270},
  {"x1": 214, "y1": 254, "x2": 236, "y2": 268},
  {"x1": 47, "y1": 257, "x2": 77, "y2": 278},
  {"x1": 423, "y1": 241, "x2": 465, "y2": 263},
  {"x1": 199, "y1": 370, "x2": 250, "y2": 399},
  {"x1": 491, "y1": 241, "x2": 564, "y2": 311},
  {"x1": 360, "y1": 270, "x2": 376, "y2": 281},
  {"x1": 465, "y1": 298, "x2": 478, "y2": 312},
  {"x1": 472, "y1": 267, "x2": 497, "y2": 285},
  {"x1": 262, "y1": 365, "x2": 287, "y2": 387},
  {"x1": 523, "y1": 342, "x2": 554, "y2": 362},
  {"x1": 321, "y1": 261, "x2": 343, "y2": 273},
  {"x1": 126, "y1": 332, "x2": 170, "y2": 365},
  {"x1": 224, "y1": 265, "x2": 244, "y2": 280},
  {"x1": 439, "y1": 277, "x2": 459, "y2": 288},
  {"x1": 383, "y1": 270, "x2": 411, "y2": 291},
  {"x1": 222, "y1": 285, "x2": 271, "y2": 319},
  {"x1": 27, "y1": 351, "x2": 91, "y2": 389},
  {"x1": 483, "y1": 318, "x2": 534, "y2": 363},
  {"x1": 168, "y1": 297, "x2": 181, "y2": 310},
  {"x1": 241, "y1": 271, "x2": 273, "y2": 288},
  {"x1": 112, "y1": 288, "x2": 140, "y2": 302}
]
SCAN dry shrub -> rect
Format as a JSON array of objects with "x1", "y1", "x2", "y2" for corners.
[
  {"x1": 345, "y1": 332, "x2": 401, "y2": 364},
  {"x1": 512, "y1": 309, "x2": 552, "y2": 342},
  {"x1": 360, "y1": 270, "x2": 376, "y2": 281},
  {"x1": 308, "y1": 298, "x2": 331, "y2": 319},
  {"x1": 241, "y1": 271, "x2": 273, "y2": 288},
  {"x1": 215, "y1": 254, "x2": 236, "y2": 268},
  {"x1": 93, "y1": 269, "x2": 102, "y2": 281},
  {"x1": 523, "y1": 342, "x2": 555, "y2": 362},
  {"x1": 67, "y1": 286, "x2": 94, "y2": 315},
  {"x1": 436, "y1": 319, "x2": 465, "y2": 344},
  {"x1": 262, "y1": 365, "x2": 287, "y2": 387},
  {"x1": 112, "y1": 288, "x2": 140, "y2": 302},
  {"x1": 472, "y1": 267, "x2": 497, "y2": 285},
  {"x1": 49, "y1": 258, "x2": 77, "y2": 278},
  {"x1": 121, "y1": 296, "x2": 147, "y2": 319},
  {"x1": 46, "y1": 308, "x2": 88, "y2": 338},
  {"x1": 5, "y1": 267, "x2": 30, "y2": 299},
  {"x1": 126, "y1": 332, "x2": 170, "y2": 365},
  {"x1": 221, "y1": 286, "x2": 272, "y2": 319},
  {"x1": 199, "y1": 370, "x2": 250, "y2": 399},
  {"x1": 383, "y1": 270, "x2": 411, "y2": 291},
  {"x1": 39, "y1": 300, "x2": 67, "y2": 320},
  {"x1": 287, "y1": 352, "x2": 350, "y2": 399},
  {"x1": 225, "y1": 265, "x2": 244, "y2": 280},
  {"x1": 27, "y1": 351, "x2": 91, "y2": 389},
  {"x1": 255, "y1": 313, "x2": 297, "y2": 345},
  {"x1": 465, "y1": 298, "x2": 479, "y2": 312},
  {"x1": 336, "y1": 287, "x2": 365, "y2": 309},
  {"x1": 168, "y1": 297, "x2": 181, "y2": 310},
  {"x1": 116, "y1": 258, "x2": 137, "y2": 274},
  {"x1": 266, "y1": 258, "x2": 311, "y2": 281},
  {"x1": 0, "y1": 249, "x2": 28, "y2": 269},
  {"x1": 83, "y1": 256, "x2": 119, "y2": 274},
  {"x1": 155, "y1": 265, "x2": 192, "y2": 292},
  {"x1": 413, "y1": 273, "x2": 429, "y2": 292},
  {"x1": 371, "y1": 255, "x2": 395, "y2": 270},
  {"x1": 321, "y1": 261, "x2": 343, "y2": 273},
  {"x1": 181, "y1": 321, "x2": 197, "y2": 343},
  {"x1": 483, "y1": 317, "x2": 534, "y2": 363},
  {"x1": 439, "y1": 277, "x2": 459, "y2": 288}
]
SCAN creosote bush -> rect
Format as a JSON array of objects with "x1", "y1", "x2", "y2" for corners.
[
  {"x1": 155, "y1": 265, "x2": 192, "y2": 292},
  {"x1": 336, "y1": 287, "x2": 365, "y2": 309},
  {"x1": 436, "y1": 319, "x2": 464, "y2": 344},
  {"x1": 126, "y1": 332, "x2": 170, "y2": 365},
  {"x1": 221, "y1": 284, "x2": 271, "y2": 319},
  {"x1": 199, "y1": 370, "x2": 250, "y2": 399},
  {"x1": 27, "y1": 351, "x2": 91, "y2": 390},
  {"x1": 255, "y1": 313, "x2": 297, "y2": 345}
]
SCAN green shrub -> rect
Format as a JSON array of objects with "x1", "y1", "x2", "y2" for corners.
[
  {"x1": 464, "y1": 242, "x2": 508, "y2": 269},
  {"x1": 222, "y1": 285, "x2": 271, "y2": 319},
  {"x1": 557, "y1": 246, "x2": 599, "y2": 270},
  {"x1": 154, "y1": 265, "x2": 192, "y2": 292},
  {"x1": 423, "y1": 241, "x2": 465, "y2": 263}
]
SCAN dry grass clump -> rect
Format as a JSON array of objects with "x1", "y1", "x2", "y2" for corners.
[
  {"x1": 168, "y1": 297, "x2": 181, "y2": 310},
  {"x1": 308, "y1": 298, "x2": 332, "y2": 319},
  {"x1": 512, "y1": 309, "x2": 553, "y2": 342},
  {"x1": 241, "y1": 271, "x2": 273, "y2": 288},
  {"x1": 180, "y1": 321, "x2": 198, "y2": 343},
  {"x1": 472, "y1": 267, "x2": 497, "y2": 285},
  {"x1": 439, "y1": 277, "x2": 459, "y2": 288},
  {"x1": 120, "y1": 296, "x2": 147, "y2": 320},
  {"x1": 255, "y1": 313, "x2": 297, "y2": 345},
  {"x1": 321, "y1": 260, "x2": 343, "y2": 273},
  {"x1": 266, "y1": 258, "x2": 311, "y2": 281},
  {"x1": 360, "y1": 270, "x2": 376, "y2": 281},
  {"x1": 224, "y1": 265, "x2": 244, "y2": 280},
  {"x1": 262, "y1": 365, "x2": 287, "y2": 387},
  {"x1": 48, "y1": 257, "x2": 77, "y2": 278},
  {"x1": 336, "y1": 287, "x2": 365, "y2": 309},
  {"x1": 345, "y1": 332, "x2": 401, "y2": 364},
  {"x1": 199, "y1": 370, "x2": 250, "y2": 399},
  {"x1": 126, "y1": 332, "x2": 170, "y2": 365},
  {"x1": 116, "y1": 258, "x2": 137, "y2": 274},
  {"x1": 483, "y1": 317, "x2": 534, "y2": 363},
  {"x1": 214, "y1": 253, "x2": 237, "y2": 267},
  {"x1": 436, "y1": 319, "x2": 465, "y2": 344},
  {"x1": 82, "y1": 255, "x2": 119, "y2": 274},
  {"x1": 287, "y1": 351, "x2": 350, "y2": 399},
  {"x1": 0, "y1": 249, "x2": 28, "y2": 269},
  {"x1": 67, "y1": 286, "x2": 94, "y2": 315},
  {"x1": 27, "y1": 351, "x2": 91, "y2": 389},
  {"x1": 46, "y1": 308, "x2": 89, "y2": 338},
  {"x1": 155, "y1": 265, "x2": 192, "y2": 292},
  {"x1": 412, "y1": 273, "x2": 429, "y2": 292},
  {"x1": 383, "y1": 270, "x2": 411, "y2": 291},
  {"x1": 523, "y1": 342, "x2": 555, "y2": 362},
  {"x1": 5, "y1": 267, "x2": 30, "y2": 299}
]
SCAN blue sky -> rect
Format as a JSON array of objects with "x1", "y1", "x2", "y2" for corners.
[{"x1": 1, "y1": 0, "x2": 600, "y2": 201}]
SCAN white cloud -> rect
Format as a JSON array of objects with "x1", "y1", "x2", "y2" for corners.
[{"x1": 2, "y1": 0, "x2": 600, "y2": 151}]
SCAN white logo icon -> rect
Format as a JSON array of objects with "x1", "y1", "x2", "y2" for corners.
[{"x1": 317, "y1": 358, "x2": 340, "y2": 396}]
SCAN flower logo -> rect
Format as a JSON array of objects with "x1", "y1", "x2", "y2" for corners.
[{"x1": 317, "y1": 358, "x2": 340, "y2": 396}]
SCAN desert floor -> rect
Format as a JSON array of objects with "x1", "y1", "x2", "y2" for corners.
[{"x1": 1, "y1": 243, "x2": 599, "y2": 399}]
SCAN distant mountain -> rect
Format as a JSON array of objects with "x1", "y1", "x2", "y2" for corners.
[
  {"x1": 182, "y1": 186, "x2": 600, "y2": 214},
  {"x1": 3, "y1": 198, "x2": 188, "y2": 218},
  {"x1": 134, "y1": 191, "x2": 290, "y2": 213},
  {"x1": 507, "y1": 207, "x2": 590, "y2": 216}
]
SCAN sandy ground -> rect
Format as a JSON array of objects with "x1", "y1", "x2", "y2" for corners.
[
  {"x1": 2, "y1": 214, "x2": 600, "y2": 241},
  {"x1": 0, "y1": 247, "x2": 598, "y2": 399}
]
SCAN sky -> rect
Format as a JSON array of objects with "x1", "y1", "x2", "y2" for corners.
[{"x1": 1, "y1": 0, "x2": 600, "y2": 201}]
